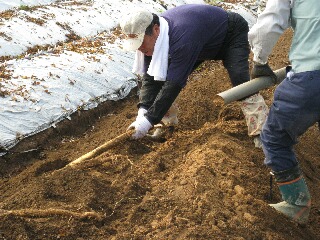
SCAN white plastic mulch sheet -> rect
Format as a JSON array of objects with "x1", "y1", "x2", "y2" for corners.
[{"x1": 0, "y1": 45, "x2": 136, "y2": 151}]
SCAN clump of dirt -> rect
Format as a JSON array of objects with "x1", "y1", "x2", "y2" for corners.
[{"x1": 0, "y1": 28, "x2": 319, "y2": 240}]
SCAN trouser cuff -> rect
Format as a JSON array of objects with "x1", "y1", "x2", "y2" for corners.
[{"x1": 272, "y1": 165, "x2": 302, "y2": 183}]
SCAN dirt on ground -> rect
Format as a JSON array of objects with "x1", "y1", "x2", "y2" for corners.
[{"x1": 0, "y1": 13, "x2": 320, "y2": 240}]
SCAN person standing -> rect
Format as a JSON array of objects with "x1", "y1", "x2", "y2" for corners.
[
  {"x1": 120, "y1": 4, "x2": 269, "y2": 146},
  {"x1": 249, "y1": 0, "x2": 320, "y2": 224}
]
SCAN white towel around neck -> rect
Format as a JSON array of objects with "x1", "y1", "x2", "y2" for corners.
[{"x1": 132, "y1": 17, "x2": 169, "y2": 81}]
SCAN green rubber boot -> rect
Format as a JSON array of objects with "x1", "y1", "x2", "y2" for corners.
[{"x1": 270, "y1": 166, "x2": 311, "y2": 224}]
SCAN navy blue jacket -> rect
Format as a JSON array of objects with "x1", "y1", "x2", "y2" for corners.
[{"x1": 140, "y1": 4, "x2": 229, "y2": 124}]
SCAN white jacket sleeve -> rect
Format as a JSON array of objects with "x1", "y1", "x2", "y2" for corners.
[{"x1": 248, "y1": 0, "x2": 292, "y2": 64}]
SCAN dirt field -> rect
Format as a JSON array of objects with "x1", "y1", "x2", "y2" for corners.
[{"x1": 0, "y1": 7, "x2": 320, "y2": 240}]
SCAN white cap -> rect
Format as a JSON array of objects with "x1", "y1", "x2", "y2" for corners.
[{"x1": 120, "y1": 9, "x2": 153, "y2": 51}]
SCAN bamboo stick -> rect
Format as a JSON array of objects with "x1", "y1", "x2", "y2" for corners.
[{"x1": 68, "y1": 129, "x2": 134, "y2": 168}]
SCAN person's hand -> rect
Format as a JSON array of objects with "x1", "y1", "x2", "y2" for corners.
[
  {"x1": 251, "y1": 62, "x2": 277, "y2": 83},
  {"x1": 127, "y1": 116, "x2": 153, "y2": 139},
  {"x1": 136, "y1": 108, "x2": 147, "y2": 120}
]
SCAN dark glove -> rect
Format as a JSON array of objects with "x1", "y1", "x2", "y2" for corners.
[{"x1": 251, "y1": 62, "x2": 277, "y2": 83}]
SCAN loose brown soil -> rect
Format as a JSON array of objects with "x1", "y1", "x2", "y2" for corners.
[{"x1": 0, "y1": 22, "x2": 319, "y2": 240}]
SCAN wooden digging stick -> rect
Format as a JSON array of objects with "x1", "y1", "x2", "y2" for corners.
[{"x1": 67, "y1": 129, "x2": 134, "y2": 168}]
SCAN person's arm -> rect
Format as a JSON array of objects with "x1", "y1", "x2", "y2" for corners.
[
  {"x1": 138, "y1": 73, "x2": 165, "y2": 111},
  {"x1": 144, "y1": 80, "x2": 182, "y2": 125},
  {"x1": 139, "y1": 43, "x2": 199, "y2": 125},
  {"x1": 128, "y1": 77, "x2": 181, "y2": 139},
  {"x1": 248, "y1": 0, "x2": 292, "y2": 64}
]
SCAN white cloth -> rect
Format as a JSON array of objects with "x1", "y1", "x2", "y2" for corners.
[
  {"x1": 248, "y1": 0, "x2": 292, "y2": 64},
  {"x1": 132, "y1": 17, "x2": 169, "y2": 81},
  {"x1": 132, "y1": 50, "x2": 145, "y2": 75}
]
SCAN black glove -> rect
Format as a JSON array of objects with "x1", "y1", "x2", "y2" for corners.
[{"x1": 251, "y1": 62, "x2": 277, "y2": 83}]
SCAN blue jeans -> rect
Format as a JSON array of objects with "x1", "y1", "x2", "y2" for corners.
[{"x1": 261, "y1": 70, "x2": 320, "y2": 172}]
